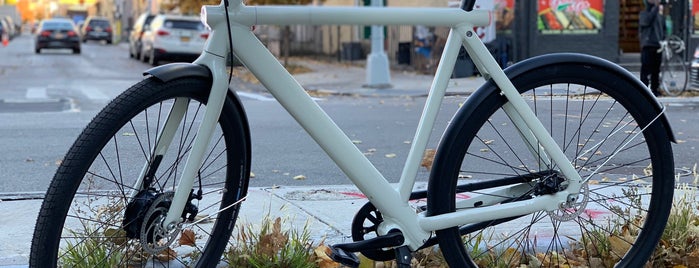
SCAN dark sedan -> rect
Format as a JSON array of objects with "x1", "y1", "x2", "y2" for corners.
[{"x1": 35, "y1": 18, "x2": 81, "y2": 54}]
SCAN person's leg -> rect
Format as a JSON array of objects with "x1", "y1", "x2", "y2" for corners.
[
  {"x1": 640, "y1": 47, "x2": 651, "y2": 88},
  {"x1": 649, "y1": 48, "x2": 662, "y2": 96}
]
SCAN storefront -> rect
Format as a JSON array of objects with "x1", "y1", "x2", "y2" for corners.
[{"x1": 506, "y1": 0, "x2": 618, "y2": 62}]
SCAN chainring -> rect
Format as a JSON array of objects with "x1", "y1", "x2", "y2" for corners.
[{"x1": 351, "y1": 202, "x2": 395, "y2": 261}]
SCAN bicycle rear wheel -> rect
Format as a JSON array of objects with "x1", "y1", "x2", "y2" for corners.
[
  {"x1": 30, "y1": 77, "x2": 250, "y2": 267},
  {"x1": 660, "y1": 53, "x2": 688, "y2": 96},
  {"x1": 429, "y1": 62, "x2": 674, "y2": 267}
]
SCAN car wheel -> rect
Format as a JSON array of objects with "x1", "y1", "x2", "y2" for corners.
[
  {"x1": 149, "y1": 48, "x2": 159, "y2": 66},
  {"x1": 35, "y1": 48, "x2": 40, "y2": 54},
  {"x1": 139, "y1": 48, "x2": 148, "y2": 62},
  {"x1": 73, "y1": 48, "x2": 80, "y2": 54}
]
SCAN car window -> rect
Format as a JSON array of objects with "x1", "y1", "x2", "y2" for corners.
[
  {"x1": 42, "y1": 21, "x2": 74, "y2": 30},
  {"x1": 144, "y1": 16, "x2": 155, "y2": 26},
  {"x1": 88, "y1": 20, "x2": 110, "y2": 27},
  {"x1": 163, "y1": 20, "x2": 204, "y2": 31}
]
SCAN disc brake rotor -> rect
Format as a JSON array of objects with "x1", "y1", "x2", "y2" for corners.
[
  {"x1": 547, "y1": 184, "x2": 590, "y2": 221},
  {"x1": 140, "y1": 192, "x2": 180, "y2": 254}
]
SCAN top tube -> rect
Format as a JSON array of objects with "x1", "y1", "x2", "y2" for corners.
[{"x1": 204, "y1": 4, "x2": 491, "y2": 28}]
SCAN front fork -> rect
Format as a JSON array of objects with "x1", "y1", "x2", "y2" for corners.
[{"x1": 129, "y1": 50, "x2": 230, "y2": 231}]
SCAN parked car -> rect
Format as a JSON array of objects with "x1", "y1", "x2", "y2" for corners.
[
  {"x1": 2, "y1": 16, "x2": 16, "y2": 39},
  {"x1": 128, "y1": 13, "x2": 156, "y2": 59},
  {"x1": 0, "y1": 19, "x2": 8, "y2": 43},
  {"x1": 81, "y1": 16, "x2": 113, "y2": 44},
  {"x1": 691, "y1": 46, "x2": 699, "y2": 89},
  {"x1": 35, "y1": 18, "x2": 81, "y2": 54},
  {"x1": 140, "y1": 14, "x2": 209, "y2": 66}
]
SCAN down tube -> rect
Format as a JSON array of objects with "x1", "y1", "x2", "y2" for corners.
[{"x1": 227, "y1": 26, "x2": 432, "y2": 245}]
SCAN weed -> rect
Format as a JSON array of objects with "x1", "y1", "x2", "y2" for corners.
[{"x1": 224, "y1": 213, "x2": 317, "y2": 267}]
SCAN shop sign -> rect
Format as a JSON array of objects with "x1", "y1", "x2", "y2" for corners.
[{"x1": 537, "y1": 0, "x2": 604, "y2": 34}]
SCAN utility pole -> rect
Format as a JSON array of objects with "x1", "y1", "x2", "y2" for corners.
[{"x1": 365, "y1": 0, "x2": 391, "y2": 88}]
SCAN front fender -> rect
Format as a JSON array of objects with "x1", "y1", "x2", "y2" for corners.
[
  {"x1": 144, "y1": 63, "x2": 212, "y2": 83},
  {"x1": 474, "y1": 53, "x2": 675, "y2": 142}
]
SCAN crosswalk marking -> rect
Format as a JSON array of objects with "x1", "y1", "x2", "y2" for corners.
[
  {"x1": 79, "y1": 87, "x2": 110, "y2": 101},
  {"x1": 26, "y1": 87, "x2": 48, "y2": 99}
]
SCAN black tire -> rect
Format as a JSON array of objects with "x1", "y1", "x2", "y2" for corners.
[
  {"x1": 429, "y1": 63, "x2": 674, "y2": 267},
  {"x1": 660, "y1": 54, "x2": 688, "y2": 96},
  {"x1": 31, "y1": 77, "x2": 250, "y2": 267}
]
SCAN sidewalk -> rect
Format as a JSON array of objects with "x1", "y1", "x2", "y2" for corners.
[{"x1": 0, "y1": 184, "x2": 386, "y2": 267}]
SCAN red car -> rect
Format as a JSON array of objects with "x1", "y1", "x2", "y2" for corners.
[{"x1": 35, "y1": 18, "x2": 81, "y2": 54}]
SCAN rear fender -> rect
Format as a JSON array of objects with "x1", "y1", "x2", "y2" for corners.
[{"x1": 474, "y1": 53, "x2": 676, "y2": 142}]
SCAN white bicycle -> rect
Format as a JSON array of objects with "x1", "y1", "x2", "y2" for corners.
[{"x1": 31, "y1": 0, "x2": 676, "y2": 267}]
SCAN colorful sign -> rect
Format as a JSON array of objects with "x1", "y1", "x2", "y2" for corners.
[{"x1": 537, "y1": 0, "x2": 604, "y2": 34}]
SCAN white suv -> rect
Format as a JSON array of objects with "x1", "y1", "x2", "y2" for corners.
[{"x1": 139, "y1": 14, "x2": 209, "y2": 66}]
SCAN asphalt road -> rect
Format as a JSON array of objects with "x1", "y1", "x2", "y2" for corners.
[{"x1": 0, "y1": 33, "x2": 697, "y2": 196}]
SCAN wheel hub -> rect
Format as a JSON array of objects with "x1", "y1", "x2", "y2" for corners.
[{"x1": 122, "y1": 189, "x2": 181, "y2": 254}]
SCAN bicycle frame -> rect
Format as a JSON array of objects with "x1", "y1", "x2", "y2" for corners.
[{"x1": 153, "y1": 0, "x2": 585, "y2": 250}]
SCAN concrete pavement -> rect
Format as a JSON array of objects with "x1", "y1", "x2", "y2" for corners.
[{"x1": 2, "y1": 52, "x2": 698, "y2": 267}]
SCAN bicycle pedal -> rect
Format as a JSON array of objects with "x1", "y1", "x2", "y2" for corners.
[{"x1": 329, "y1": 245, "x2": 360, "y2": 268}]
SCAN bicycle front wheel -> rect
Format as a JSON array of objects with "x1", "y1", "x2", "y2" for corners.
[
  {"x1": 430, "y1": 62, "x2": 674, "y2": 267},
  {"x1": 30, "y1": 77, "x2": 250, "y2": 267},
  {"x1": 660, "y1": 54, "x2": 688, "y2": 96}
]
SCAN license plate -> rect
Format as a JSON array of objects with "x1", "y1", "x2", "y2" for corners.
[
  {"x1": 54, "y1": 33, "x2": 64, "y2": 39},
  {"x1": 180, "y1": 36, "x2": 190, "y2": 42}
]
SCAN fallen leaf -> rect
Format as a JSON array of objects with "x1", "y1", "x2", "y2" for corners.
[
  {"x1": 179, "y1": 229, "x2": 196, "y2": 246},
  {"x1": 250, "y1": 172, "x2": 255, "y2": 178},
  {"x1": 385, "y1": 153, "x2": 396, "y2": 158},
  {"x1": 154, "y1": 247, "x2": 177, "y2": 262},
  {"x1": 421, "y1": 149, "x2": 436, "y2": 171},
  {"x1": 352, "y1": 140, "x2": 362, "y2": 144},
  {"x1": 479, "y1": 149, "x2": 490, "y2": 152},
  {"x1": 314, "y1": 244, "x2": 340, "y2": 268},
  {"x1": 104, "y1": 228, "x2": 127, "y2": 245},
  {"x1": 293, "y1": 175, "x2": 307, "y2": 180}
]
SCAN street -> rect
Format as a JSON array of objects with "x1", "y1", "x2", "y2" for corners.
[{"x1": 0, "y1": 33, "x2": 698, "y2": 196}]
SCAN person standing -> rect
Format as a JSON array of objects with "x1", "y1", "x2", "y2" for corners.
[{"x1": 639, "y1": 0, "x2": 665, "y2": 97}]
